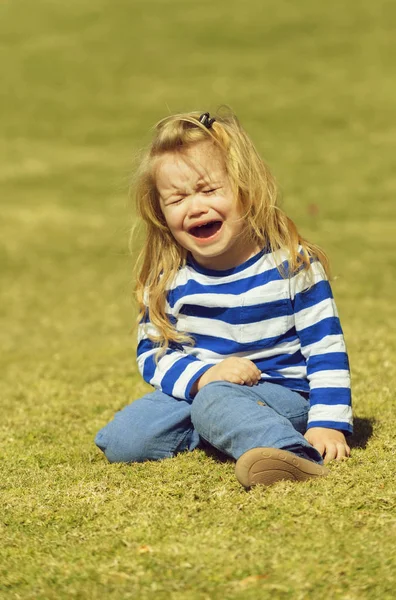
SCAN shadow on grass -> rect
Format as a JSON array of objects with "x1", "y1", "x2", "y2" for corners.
[
  {"x1": 349, "y1": 417, "x2": 375, "y2": 450},
  {"x1": 201, "y1": 443, "x2": 233, "y2": 463}
]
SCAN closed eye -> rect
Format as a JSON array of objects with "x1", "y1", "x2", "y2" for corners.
[
  {"x1": 203, "y1": 188, "x2": 219, "y2": 195},
  {"x1": 168, "y1": 196, "x2": 185, "y2": 205}
]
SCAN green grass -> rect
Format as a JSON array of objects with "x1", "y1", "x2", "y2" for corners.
[{"x1": 1, "y1": 0, "x2": 396, "y2": 598}]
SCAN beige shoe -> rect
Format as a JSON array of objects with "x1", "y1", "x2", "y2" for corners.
[{"x1": 235, "y1": 447, "x2": 329, "y2": 488}]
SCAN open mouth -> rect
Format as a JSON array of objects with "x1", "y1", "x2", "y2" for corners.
[{"x1": 189, "y1": 220, "x2": 222, "y2": 239}]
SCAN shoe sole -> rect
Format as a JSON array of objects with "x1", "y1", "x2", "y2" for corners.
[{"x1": 235, "y1": 447, "x2": 329, "y2": 488}]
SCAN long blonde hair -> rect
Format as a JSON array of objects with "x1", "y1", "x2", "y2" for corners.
[{"x1": 133, "y1": 110, "x2": 329, "y2": 350}]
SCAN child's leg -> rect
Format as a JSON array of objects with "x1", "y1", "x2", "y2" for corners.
[
  {"x1": 191, "y1": 381, "x2": 323, "y2": 463},
  {"x1": 95, "y1": 390, "x2": 200, "y2": 463}
]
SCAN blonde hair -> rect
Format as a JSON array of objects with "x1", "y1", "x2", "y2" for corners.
[{"x1": 133, "y1": 110, "x2": 329, "y2": 350}]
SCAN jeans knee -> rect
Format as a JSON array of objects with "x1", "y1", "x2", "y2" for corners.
[
  {"x1": 95, "y1": 392, "x2": 197, "y2": 463},
  {"x1": 191, "y1": 381, "x2": 229, "y2": 428},
  {"x1": 96, "y1": 416, "x2": 173, "y2": 463},
  {"x1": 95, "y1": 426, "x2": 150, "y2": 463},
  {"x1": 191, "y1": 385, "x2": 209, "y2": 427}
]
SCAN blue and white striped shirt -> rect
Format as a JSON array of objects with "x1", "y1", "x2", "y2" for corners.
[{"x1": 137, "y1": 247, "x2": 353, "y2": 433}]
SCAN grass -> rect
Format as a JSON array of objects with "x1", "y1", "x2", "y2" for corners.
[{"x1": 1, "y1": 0, "x2": 396, "y2": 598}]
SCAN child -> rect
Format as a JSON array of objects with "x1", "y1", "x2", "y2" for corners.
[{"x1": 95, "y1": 110, "x2": 352, "y2": 488}]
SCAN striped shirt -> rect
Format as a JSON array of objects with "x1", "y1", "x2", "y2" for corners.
[{"x1": 137, "y1": 247, "x2": 353, "y2": 434}]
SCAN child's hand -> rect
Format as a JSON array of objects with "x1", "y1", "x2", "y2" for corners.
[
  {"x1": 304, "y1": 427, "x2": 351, "y2": 464},
  {"x1": 194, "y1": 358, "x2": 261, "y2": 394}
]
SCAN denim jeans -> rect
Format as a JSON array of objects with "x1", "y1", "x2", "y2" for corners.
[{"x1": 95, "y1": 381, "x2": 323, "y2": 464}]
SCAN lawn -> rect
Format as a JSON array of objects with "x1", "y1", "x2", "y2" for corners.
[{"x1": 1, "y1": 1, "x2": 395, "y2": 598}]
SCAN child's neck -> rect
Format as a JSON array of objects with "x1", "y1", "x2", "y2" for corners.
[{"x1": 191, "y1": 241, "x2": 262, "y2": 272}]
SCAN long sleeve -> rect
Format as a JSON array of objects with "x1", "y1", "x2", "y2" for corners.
[
  {"x1": 137, "y1": 316, "x2": 211, "y2": 401},
  {"x1": 290, "y1": 262, "x2": 353, "y2": 434}
]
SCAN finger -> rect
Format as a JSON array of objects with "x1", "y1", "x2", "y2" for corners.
[
  {"x1": 323, "y1": 443, "x2": 338, "y2": 464},
  {"x1": 238, "y1": 362, "x2": 256, "y2": 375},
  {"x1": 223, "y1": 372, "x2": 245, "y2": 385},
  {"x1": 242, "y1": 359, "x2": 261, "y2": 377},
  {"x1": 229, "y1": 367, "x2": 249, "y2": 379},
  {"x1": 305, "y1": 436, "x2": 326, "y2": 457},
  {"x1": 237, "y1": 368, "x2": 258, "y2": 385},
  {"x1": 314, "y1": 442, "x2": 326, "y2": 458},
  {"x1": 245, "y1": 373, "x2": 259, "y2": 384},
  {"x1": 249, "y1": 368, "x2": 262, "y2": 383},
  {"x1": 232, "y1": 377, "x2": 245, "y2": 385},
  {"x1": 335, "y1": 442, "x2": 349, "y2": 461},
  {"x1": 242, "y1": 376, "x2": 257, "y2": 386},
  {"x1": 251, "y1": 366, "x2": 261, "y2": 377},
  {"x1": 251, "y1": 364, "x2": 261, "y2": 378}
]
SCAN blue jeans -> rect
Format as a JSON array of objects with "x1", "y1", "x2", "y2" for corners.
[{"x1": 95, "y1": 381, "x2": 323, "y2": 464}]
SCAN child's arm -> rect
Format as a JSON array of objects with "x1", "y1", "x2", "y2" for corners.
[
  {"x1": 138, "y1": 316, "x2": 260, "y2": 400},
  {"x1": 137, "y1": 322, "x2": 210, "y2": 401},
  {"x1": 137, "y1": 292, "x2": 261, "y2": 400},
  {"x1": 290, "y1": 260, "x2": 353, "y2": 455}
]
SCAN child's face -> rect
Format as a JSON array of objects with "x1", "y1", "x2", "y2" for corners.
[{"x1": 156, "y1": 141, "x2": 258, "y2": 270}]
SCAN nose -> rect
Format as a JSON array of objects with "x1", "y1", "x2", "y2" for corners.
[{"x1": 187, "y1": 193, "x2": 209, "y2": 218}]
